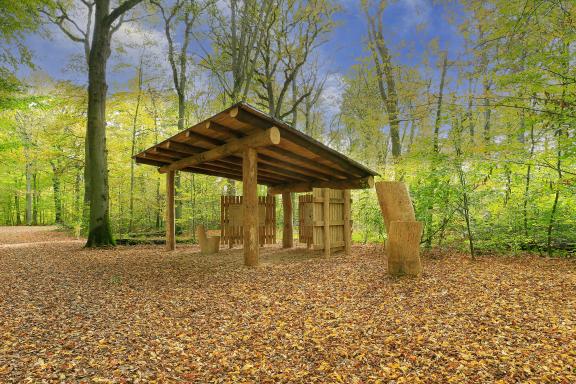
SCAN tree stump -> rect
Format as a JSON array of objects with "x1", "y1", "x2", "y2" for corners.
[
  {"x1": 387, "y1": 221, "x2": 423, "y2": 276},
  {"x1": 196, "y1": 225, "x2": 220, "y2": 255},
  {"x1": 375, "y1": 181, "x2": 416, "y2": 232},
  {"x1": 375, "y1": 181, "x2": 423, "y2": 276}
]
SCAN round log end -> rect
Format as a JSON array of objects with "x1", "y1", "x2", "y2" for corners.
[
  {"x1": 269, "y1": 127, "x2": 281, "y2": 145},
  {"x1": 229, "y1": 107, "x2": 239, "y2": 118},
  {"x1": 366, "y1": 176, "x2": 375, "y2": 188}
]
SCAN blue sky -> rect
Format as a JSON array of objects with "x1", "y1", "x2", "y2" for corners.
[{"x1": 21, "y1": 0, "x2": 466, "y2": 102}]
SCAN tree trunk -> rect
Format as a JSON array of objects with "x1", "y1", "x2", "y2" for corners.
[
  {"x1": 25, "y1": 161, "x2": 32, "y2": 225},
  {"x1": 424, "y1": 52, "x2": 448, "y2": 248},
  {"x1": 86, "y1": 0, "x2": 114, "y2": 247},
  {"x1": 175, "y1": 92, "x2": 185, "y2": 234},
  {"x1": 546, "y1": 128, "x2": 563, "y2": 257},
  {"x1": 129, "y1": 58, "x2": 144, "y2": 232},
  {"x1": 51, "y1": 162, "x2": 62, "y2": 224},
  {"x1": 74, "y1": 166, "x2": 81, "y2": 223},
  {"x1": 32, "y1": 173, "x2": 39, "y2": 225},
  {"x1": 453, "y1": 117, "x2": 475, "y2": 258},
  {"x1": 15, "y1": 191, "x2": 21, "y2": 225}
]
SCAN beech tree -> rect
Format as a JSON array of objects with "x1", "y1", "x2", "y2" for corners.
[{"x1": 84, "y1": 0, "x2": 144, "y2": 246}]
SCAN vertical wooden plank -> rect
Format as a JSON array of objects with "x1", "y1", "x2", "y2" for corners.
[
  {"x1": 323, "y1": 188, "x2": 331, "y2": 257},
  {"x1": 220, "y1": 195, "x2": 224, "y2": 245},
  {"x1": 166, "y1": 170, "x2": 176, "y2": 251},
  {"x1": 243, "y1": 148, "x2": 259, "y2": 266},
  {"x1": 343, "y1": 189, "x2": 351, "y2": 255},
  {"x1": 282, "y1": 192, "x2": 293, "y2": 248}
]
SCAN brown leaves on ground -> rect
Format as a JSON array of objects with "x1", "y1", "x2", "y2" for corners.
[{"x1": 0, "y1": 227, "x2": 574, "y2": 383}]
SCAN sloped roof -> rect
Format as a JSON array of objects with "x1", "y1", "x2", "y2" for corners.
[{"x1": 134, "y1": 102, "x2": 377, "y2": 188}]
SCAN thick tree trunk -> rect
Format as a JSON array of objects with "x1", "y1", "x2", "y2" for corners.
[
  {"x1": 86, "y1": 1, "x2": 114, "y2": 247},
  {"x1": 83, "y1": 137, "x2": 90, "y2": 232}
]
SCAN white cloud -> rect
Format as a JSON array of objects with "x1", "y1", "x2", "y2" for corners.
[
  {"x1": 319, "y1": 72, "x2": 346, "y2": 118},
  {"x1": 397, "y1": 0, "x2": 432, "y2": 31}
]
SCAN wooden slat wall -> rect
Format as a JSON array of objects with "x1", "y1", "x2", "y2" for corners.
[
  {"x1": 298, "y1": 189, "x2": 351, "y2": 252},
  {"x1": 298, "y1": 194, "x2": 313, "y2": 247},
  {"x1": 221, "y1": 195, "x2": 276, "y2": 247}
]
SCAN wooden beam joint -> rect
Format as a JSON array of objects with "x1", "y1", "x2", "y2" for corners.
[{"x1": 159, "y1": 127, "x2": 280, "y2": 174}]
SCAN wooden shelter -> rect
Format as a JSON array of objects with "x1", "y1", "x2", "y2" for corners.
[{"x1": 134, "y1": 102, "x2": 377, "y2": 266}]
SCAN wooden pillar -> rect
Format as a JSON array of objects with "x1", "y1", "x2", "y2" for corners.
[
  {"x1": 166, "y1": 170, "x2": 176, "y2": 251},
  {"x1": 323, "y1": 188, "x2": 331, "y2": 257},
  {"x1": 243, "y1": 148, "x2": 259, "y2": 266},
  {"x1": 343, "y1": 189, "x2": 351, "y2": 255},
  {"x1": 282, "y1": 192, "x2": 293, "y2": 248}
]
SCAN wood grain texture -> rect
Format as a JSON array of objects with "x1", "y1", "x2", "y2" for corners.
[
  {"x1": 343, "y1": 189, "x2": 351, "y2": 255},
  {"x1": 323, "y1": 188, "x2": 331, "y2": 257},
  {"x1": 375, "y1": 181, "x2": 416, "y2": 232},
  {"x1": 243, "y1": 148, "x2": 259, "y2": 266},
  {"x1": 386, "y1": 221, "x2": 423, "y2": 276},
  {"x1": 282, "y1": 192, "x2": 293, "y2": 248},
  {"x1": 159, "y1": 128, "x2": 280, "y2": 174},
  {"x1": 165, "y1": 170, "x2": 175, "y2": 251}
]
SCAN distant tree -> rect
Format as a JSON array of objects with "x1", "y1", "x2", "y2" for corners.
[
  {"x1": 362, "y1": 0, "x2": 401, "y2": 170},
  {"x1": 0, "y1": 0, "x2": 54, "y2": 94},
  {"x1": 151, "y1": 0, "x2": 207, "y2": 233}
]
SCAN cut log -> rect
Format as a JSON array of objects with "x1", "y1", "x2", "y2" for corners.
[
  {"x1": 186, "y1": 130, "x2": 223, "y2": 146},
  {"x1": 268, "y1": 176, "x2": 374, "y2": 194},
  {"x1": 158, "y1": 127, "x2": 280, "y2": 174},
  {"x1": 166, "y1": 170, "x2": 176, "y2": 251},
  {"x1": 196, "y1": 224, "x2": 220, "y2": 254},
  {"x1": 282, "y1": 192, "x2": 293, "y2": 248},
  {"x1": 230, "y1": 106, "x2": 368, "y2": 177},
  {"x1": 375, "y1": 181, "x2": 416, "y2": 232},
  {"x1": 243, "y1": 148, "x2": 259, "y2": 266},
  {"x1": 386, "y1": 220, "x2": 423, "y2": 276}
]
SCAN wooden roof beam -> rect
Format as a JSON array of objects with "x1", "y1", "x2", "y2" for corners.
[
  {"x1": 230, "y1": 107, "x2": 366, "y2": 177},
  {"x1": 159, "y1": 127, "x2": 280, "y2": 174},
  {"x1": 268, "y1": 176, "x2": 374, "y2": 195},
  {"x1": 155, "y1": 145, "x2": 309, "y2": 183},
  {"x1": 185, "y1": 130, "x2": 223, "y2": 146},
  {"x1": 157, "y1": 149, "x2": 301, "y2": 183},
  {"x1": 177, "y1": 124, "x2": 340, "y2": 181},
  {"x1": 205, "y1": 121, "x2": 243, "y2": 138}
]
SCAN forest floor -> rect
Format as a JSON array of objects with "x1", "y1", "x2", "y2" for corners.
[{"x1": 0, "y1": 226, "x2": 574, "y2": 383}]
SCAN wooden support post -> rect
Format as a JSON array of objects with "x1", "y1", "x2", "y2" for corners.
[
  {"x1": 343, "y1": 189, "x2": 351, "y2": 255},
  {"x1": 166, "y1": 170, "x2": 176, "y2": 251},
  {"x1": 282, "y1": 192, "x2": 293, "y2": 248},
  {"x1": 243, "y1": 148, "x2": 259, "y2": 266},
  {"x1": 323, "y1": 188, "x2": 331, "y2": 257}
]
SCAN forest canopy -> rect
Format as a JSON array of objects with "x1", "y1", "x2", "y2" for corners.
[{"x1": 0, "y1": 0, "x2": 574, "y2": 256}]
